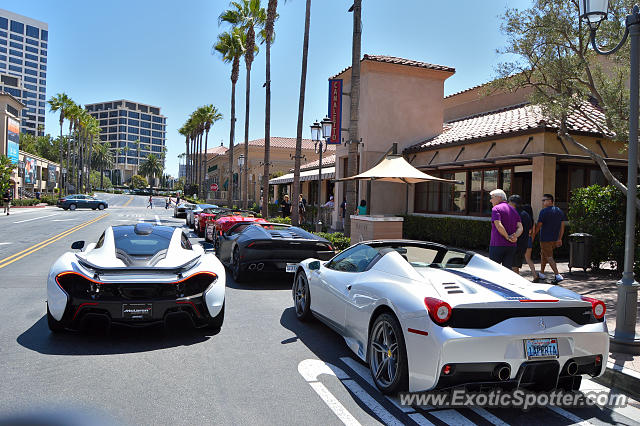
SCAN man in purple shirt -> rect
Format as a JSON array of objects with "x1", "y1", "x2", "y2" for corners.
[{"x1": 489, "y1": 189, "x2": 523, "y2": 269}]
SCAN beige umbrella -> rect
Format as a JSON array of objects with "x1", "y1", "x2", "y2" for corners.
[{"x1": 334, "y1": 155, "x2": 457, "y2": 214}]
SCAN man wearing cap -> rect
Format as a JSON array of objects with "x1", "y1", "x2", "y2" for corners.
[{"x1": 323, "y1": 195, "x2": 335, "y2": 209}]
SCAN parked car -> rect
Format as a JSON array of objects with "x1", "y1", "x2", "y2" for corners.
[
  {"x1": 57, "y1": 194, "x2": 108, "y2": 211},
  {"x1": 206, "y1": 210, "x2": 266, "y2": 246},
  {"x1": 46, "y1": 223, "x2": 225, "y2": 332},
  {"x1": 194, "y1": 207, "x2": 227, "y2": 238},
  {"x1": 292, "y1": 239, "x2": 609, "y2": 394},
  {"x1": 186, "y1": 204, "x2": 217, "y2": 228},
  {"x1": 216, "y1": 222, "x2": 334, "y2": 282},
  {"x1": 174, "y1": 202, "x2": 195, "y2": 218}
]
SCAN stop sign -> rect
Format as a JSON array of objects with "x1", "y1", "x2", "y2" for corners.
[{"x1": 210, "y1": 183, "x2": 218, "y2": 191}]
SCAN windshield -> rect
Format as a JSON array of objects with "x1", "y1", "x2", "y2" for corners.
[
  {"x1": 112, "y1": 226, "x2": 173, "y2": 256},
  {"x1": 373, "y1": 244, "x2": 470, "y2": 269}
]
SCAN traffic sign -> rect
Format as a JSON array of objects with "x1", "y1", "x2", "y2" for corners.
[{"x1": 210, "y1": 183, "x2": 218, "y2": 191}]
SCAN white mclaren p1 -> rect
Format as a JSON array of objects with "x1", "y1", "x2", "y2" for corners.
[
  {"x1": 47, "y1": 223, "x2": 225, "y2": 332},
  {"x1": 292, "y1": 240, "x2": 608, "y2": 394}
]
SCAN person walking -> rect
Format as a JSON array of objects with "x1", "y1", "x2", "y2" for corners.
[
  {"x1": 489, "y1": 189, "x2": 522, "y2": 269},
  {"x1": 508, "y1": 195, "x2": 536, "y2": 278},
  {"x1": 298, "y1": 194, "x2": 306, "y2": 223},
  {"x1": 147, "y1": 195, "x2": 153, "y2": 209},
  {"x1": 165, "y1": 196, "x2": 170, "y2": 209},
  {"x1": 2, "y1": 188, "x2": 12, "y2": 215},
  {"x1": 281, "y1": 194, "x2": 291, "y2": 218},
  {"x1": 340, "y1": 197, "x2": 347, "y2": 230},
  {"x1": 532, "y1": 194, "x2": 567, "y2": 284},
  {"x1": 323, "y1": 195, "x2": 335, "y2": 209},
  {"x1": 176, "y1": 194, "x2": 181, "y2": 205}
]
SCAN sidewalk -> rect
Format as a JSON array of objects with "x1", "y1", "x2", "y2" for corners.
[{"x1": 521, "y1": 260, "x2": 640, "y2": 398}]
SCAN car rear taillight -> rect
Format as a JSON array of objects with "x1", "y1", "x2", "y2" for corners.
[
  {"x1": 581, "y1": 296, "x2": 606, "y2": 319},
  {"x1": 424, "y1": 297, "x2": 452, "y2": 324}
]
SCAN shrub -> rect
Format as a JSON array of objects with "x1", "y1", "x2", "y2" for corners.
[
  {"x1": 131, "y1": 175, "x2": 148, "y2": 189},
  {"x1": 40, "y1": 195, "x2": 58, "y2": 205},
  {"x1": 268, "y1": 216, "x2": 291, "y2": 224},
  {"x1": 12, "y1": 198, "x2": 40, "y2": 206},
  {"x1": 568, "y1": 184, "x2": 640, "y2": 274},
  {"x1": 402, "y1": 215, "x2": 491, "y2": 250},
  {"x1": 314, "y1": 232, "x2": 351, "y2": 251}
]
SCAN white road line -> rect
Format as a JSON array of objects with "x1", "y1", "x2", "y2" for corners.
[
  {"x1": 52, "y1": 219, "x2": 75, "y2": 222},
  {"x1": 408, "y1": 413, "x2": 435, "y2": 426},
  {"x1": 13, "y1": 213, "x2": 58, "y2": 223},
  {"x1": 0, "y1": 242, "x2": 11, "y2": 245},
  {"x1": 581, "y1": 378, "x2": 640, "y2": 422},
  {"x1": 340, "y1": 356, "x2": 417, "y2": 413},
  {"x1": 470, "y1": 407, "x2": 509, "y2": 426},
  {"x1": 548, "y1": 406, "x2": 594, "y2": 425},
  {"x1": 307, "y1": 383, "x2": 361, "y2": 426},
  {"x1": 429, "y1": 409, "x2": 476, "y2": 426},
  {"x1": 154, "y1": 215, "x2": 161, "y2": 225},
  {"x1": 298, "y1": 359, "x2": 403, "y2": 426}
]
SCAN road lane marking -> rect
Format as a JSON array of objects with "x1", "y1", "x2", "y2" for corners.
[
  {"x1": 430, "y1": 409, "x2": 475, "y2": 426},
  {"x1": 13, "y1": 213, "x2": 58, "y2": 223},
  {"x1": 155, "y1": 215, "x2": 161, "y2": 225},
  {"x1": 582, "y1": 378, "x2": 640, "y2": 421},
  {"x1": 0, "y1": 242, "x2": 11, "y2": 245},
  {"x1": 408, "y1": 413, "x2": 435, "y2": 426},
  {"x1": 52, "y1": 219, "x2": 75, "y2": 222},
  {"x1": 0, "y1": 213, "x2": 108, "y2": 269},
  {"x1": 298, "y1": 359, "x2": 403, "y2": 426},
  {"x1": 469, "y1": 407, "x2": 509, "y2": 426},
  {"x1": 121, "y1": 196, "x2": 134, "y2": 207},
  {"x1": 548, "y1": 406, "x2": 594, "y2": 425}
]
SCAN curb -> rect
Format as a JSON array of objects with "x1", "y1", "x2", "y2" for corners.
[
  {"x1": 593, "y1": 362, "x2": 640, "y2": 401},
  {"x1": 10, "y1": 204, "x2": 48, "y2": 209}
]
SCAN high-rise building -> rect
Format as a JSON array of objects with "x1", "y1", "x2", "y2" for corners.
[
  {"x1": 85, "y1": 100, "x2": 167, "y2": 185},
  {"x1": 0, "y1": 9, "x2": 48, "y2": 136}
]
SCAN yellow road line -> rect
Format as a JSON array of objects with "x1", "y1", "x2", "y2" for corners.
[
  {"x1": 0, "y1": 213, "x2": 109, "y2": 269},
  {"x1": 121, "y1": 196, "x2": 134, "y2": 208}
]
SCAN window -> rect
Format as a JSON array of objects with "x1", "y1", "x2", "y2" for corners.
[
  {"x1": 141, "y1": 121, "x2": 150, "y2": 129},
  {"x1": 25, "y1": 45, "x2": 37, "y2": 54},
  {"x1": 0, "y1": 46, "x2": 6, "y2": 53},
  {"x1": 25, "y1": 60, "x2": 37, "y2": 68},
  {"x1": 10, "y1": 21, "x2": 24, "y2": 34},
  {"x1": 0, "y1": 17, "x2": 7, "y2": 30},
  {"x1": 152, "y1": 138, "x2": 161, "y2": 144},
  {"x1": 41, "y1": 42, "x2": 47, "y2": 48},
  {"x1": 9, "y1": 48, "x2": 21, "y2": 57},
  {"x1": 119, "y1": 110, "x2": 127, "y2": 117},
  {"x1": 140, "y1": 129, "x2": 150, "y2": 136},
  {"x1": 109, "y1": 110, "x2": 117, "y2": 117},
  {"x1": 128, "y1": 127, "x2": 139, "y2": 134},
  {"x1": 38, "y1": 94, "x2": 45, "y2": 100},
  {"x1": 26, "y1": 25, "x2": 39, "y2": 38},
  {"x1": 151, "y1": 145, "x2": 162, "y2": 153},
  {"x1": 469, "y1": 169, "x2": 498, "y2": 215},
  {"x1": 25, "y1": 53, "x2": 37, "y2": 60},
  {"x1": 0, "y1": 30, "x2": 6, "y2": 37},
  {"x1": 0, "y1": 39, "x2": 6, "y2": 46},
  {"x1": 128, "y1": 119, "x2": 139, "y2": 126},
  {"x1": 140, "y1": 136, "x2": 150, "y2": 143},
  {"x1": 141, "y1": 113, "x2": 151, "y2": 121},
  {"x1": 9, "y1": 41, "x2": 22, "y2": 49},
  {"x1": 109, "y1": 118, "x2": 117, "y2": 125},
  {"x1": 24, "y1": 76, "x2": 36, "y2": 83},
  {"x1": 127, "y1": 134, "x2": 138, "y2": 141},
  {"x1": 99, "y1": 112, "x2": 107, "y2": 118},
  {"x1": 40, "y1": 49, "x2": 46, "y2": 56},
  {"x1": 128, "y1": 111, "x2": 139, "y2": 119},
  {"x1": 25, "y1": 38, "x2": 38, "y2": 46},
  {"x1": 152, "y1": 116, "x2": 163, "y2": 123},
  {"x1": 119, "y1": 117, "x2": 126, "y2": 124},
  {"x1": 119, "y1": 125, "x2": 126, "y2": 132},
  {"x1": 41, "y1": 30, "x2": 48, "y2": 41},
  {"x1": 127, "y1": 158, "x2": 138, "y2": 165},
  {"x1": 38, "y1": 108, "x2": 44, "y2": 115},
  {"x1": 10, "y1": 33, "x2": 23, "y2": 42},
  {"x1": 39, "y1": 72, "x2": 46, "y2": 78},
  {"x1": 108, "y1": 126, "x2": 117, "y2": 133},
  {"x1": 152, "y1": 131, "x2": 162, "y2": 138},
  {"x1": 4, "y1": 87, "x2": 20, "y2": 97},
  {"x1": 117, "y1": 157, "x2": 125, "y2": 164},
  {"x1": 152, "y1": 123, "x2": 163, "y2": 130},
  {"x1": 108, "y1": 134, "x2": 117, "y2": 140},
  {"x1": 0, "y1": 54, "x2": 5, "y2": 61},
  {"x1": 326, "y1": 244, "x2": 380, "y2": 272},
  {"x1": 9, "y1": 65, "x2": 22, "y2": 73},
  {"x1": 40, "y1": 64, "x2": 46, "y2": 70}
]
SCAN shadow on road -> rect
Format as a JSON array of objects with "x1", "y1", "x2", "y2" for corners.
[
  {"x1": 225, "y1": 272, "x2": 295, "y2": 291},
  {"x1": 17, "y1": 315, "x2": 219, "y2": 356}
]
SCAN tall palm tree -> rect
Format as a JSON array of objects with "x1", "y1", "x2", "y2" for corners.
[
  {"x1": 66, "y1": 102, "x2": 82, "y2": 192},
  {"x1": 214, "y1": 27, "x2": 246, "y2": 208},
  {"x1": 262, "y1": 0, "x2": 278, "y2": 218},
  {"x1": 200, "y1": 105, "x2": 223, "y2": 198},
  {"x1": 47, "y1": 92, "x2": 72, "y2": 196},
  {"x1": 92, "y1": 142, "x2": 114, "y2": 189},
  {"x1": 220, "y1": 0, "x2": 266, "y2": 209},
  {"x1": 291, "y1": 0, "x2": 312, "y2": 225},
  {"x1": 85, "y1": 116, "x2": 101, "y2": 192},
  {"x1": 139, "y1": 154, "x2": 163, "y2": 189},
  {"x1": 345, "y1": 0, "x2": 362, "y2": 237},
  {"x1": 179, "y1": 124, "x2": 191, "y2": 186}
]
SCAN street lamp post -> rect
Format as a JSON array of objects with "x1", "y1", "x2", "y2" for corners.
[
  {"x1": 238, "y1": 154, "x2": 245, "y2": 206},
  {"x1": 580, "y1": 0, "x2": 640, "y2": 354},
  {"x1": 310, "y1": 118, "x2": 333, "y2": 232}
]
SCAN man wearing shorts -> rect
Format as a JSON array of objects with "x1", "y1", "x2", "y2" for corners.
[{"x1": 533, "y1": 194, "x2": 567, "y2": 284}]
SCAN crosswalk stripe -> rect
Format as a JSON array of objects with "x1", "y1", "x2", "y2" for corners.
[
  {"x1": 429, "y1": 409, "x2": 476, "y2": 426},
  {"x1": 580, "y1": 378, "x2": 640, "y2": 423},
  {"x1": 341, "y1": 379, "x2": 405, "y2": 426},
  {"x1": 548, "y1": 406, "x2": 593, "y2": 425},
  {"x1": 408, "y1": 413, "x2": 436, "y2": 426},
  {"x1": 308, "y1": 382, "x2": 361, "y2": 426},
  {"x1": 469, "y1": 407, "x2": 509, "y2": 426}
]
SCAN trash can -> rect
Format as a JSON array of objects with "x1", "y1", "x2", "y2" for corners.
[{"x1": 569, "y1": 233, "x2": 592, "y2": 272}]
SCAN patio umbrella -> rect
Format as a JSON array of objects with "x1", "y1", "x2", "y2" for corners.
[{"x1": 334, "y1": 154, "x2": 457, "y2": 214}]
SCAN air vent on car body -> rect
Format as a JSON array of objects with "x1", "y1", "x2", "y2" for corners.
[{"x1": 443, "y1": 282, "x2": 464, "y2": 294}]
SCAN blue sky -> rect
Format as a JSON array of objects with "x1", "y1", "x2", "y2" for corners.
[{"x1": 4, "y1": 0, "x2": 532, "y2": 176}]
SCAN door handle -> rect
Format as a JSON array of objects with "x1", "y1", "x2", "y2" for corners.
[{"x1": 346, "y1": 285, "x2": 352, "y2": 291}]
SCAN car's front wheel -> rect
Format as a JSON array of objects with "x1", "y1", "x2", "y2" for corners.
[
  {"x1": 98, "y1": 204, "x2": 105, "y2": 210},
  {"x1": 69, "y1": 203, "x2": 77, "y2": 211},
  {"x1": 47, "y1": 304, "x2": 65, "y2": 333},
  {"x1": 293, "y1": 270, "x2": 313, "y2": 321},
  {"x1": 368, "y1": 313, "x2": 409, "y2": 394},
  {"x1": 207, "y1": 302, "x2": 225, "y2": 330}
]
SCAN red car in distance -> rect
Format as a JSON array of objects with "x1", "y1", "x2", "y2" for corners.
[
  {"x1": 194, "y1": 207, "x2": 226, "y2": 237},
  {"x1": 205, "y1": 210, "x2": 267, "y2": 245}
]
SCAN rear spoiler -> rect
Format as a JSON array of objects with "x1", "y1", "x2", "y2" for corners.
[{"x1": 75, "y1": 254, "x2": 201, "y2": 277}]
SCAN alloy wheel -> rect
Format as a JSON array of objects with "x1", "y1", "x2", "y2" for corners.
[{"x1": 370, "y1": 319, "x2": 399, "y2": 388}]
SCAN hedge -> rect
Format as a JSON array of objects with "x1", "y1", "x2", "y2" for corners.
[
  {"x1": 11, "y1": 198, "x2": 40, "y2": 206},
  {"x1": 315, "y1": 232, "x2": 351, "y2": 251},
  {"x1": 568, "y1": 184, "x2": 640, "y2": 274}
]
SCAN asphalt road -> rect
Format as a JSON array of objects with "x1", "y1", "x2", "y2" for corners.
[{"x1": 0, "y1": 193, "x2": 639, "y2": 425}]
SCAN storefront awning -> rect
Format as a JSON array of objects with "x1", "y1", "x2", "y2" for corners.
[{"x1": 269, "y1": 167, "x2": 335, "y2": 185}]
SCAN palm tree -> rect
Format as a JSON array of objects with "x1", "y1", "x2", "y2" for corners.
[
  {"x1": 199, "y1": 104, "x2": 223, "y2": 198},
  {"x1": 134, "y1": 139, "x2": 141, "y2": 177},
  {"x1": 220, "y1": 0, "x2": 266, "y2": 209},
  {"x1": 85, "y1": 116, "x2": 101, "y2": 192},
  {"x1": 344, "y1": 0, "x2": 362, "y2": 237},
  {"x1": 291, "y1": 0, "x2": 312, "y2": 225},
  {"x1": 48, "y1": 93, "x2": 72, "y2": 196},
  {"x1": 139, "y1": 154, "x2": 163, "y2": 189},
  {"x1": 92, "y1": 142, "x2": 114, "y2": 189},
  {"x1": 262, "y1": 0, "x2": 278, "y2": 218},
  {"x1": 65, "y1": 102, "x2": 82, "y2": 192},
  {"x1": 214, "y1": 27, "x2": 246, "y2": 208},
  {"x1": 178, "y1": 124, "x2": 191, "y2": 186}
]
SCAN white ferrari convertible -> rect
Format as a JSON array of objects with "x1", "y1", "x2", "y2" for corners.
[
  {"x1": 47, "y1": 223, "x2": 226, "y2": 332},
  {"x1": 292, "y1": 240, "x2": 608, "y2": 394}
]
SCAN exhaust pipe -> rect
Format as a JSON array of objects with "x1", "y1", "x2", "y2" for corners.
[
  {"x1": 248, "y1": 264, "x2": 256, "y2": 271},
  {"x1": 566, "y1": 361, "x2": 579, "y2": 376},
  {"x1": 494, "y1": 364, "x2": 511, "y2": 381},
  {"x1": 256, "y1": 263, "x2": 264, "y2": 271}
]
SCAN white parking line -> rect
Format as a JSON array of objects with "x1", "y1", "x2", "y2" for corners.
[
  {"x1": 548, "y1": 406, "x2": 594, "y2": 425},
  {"x1": 298, "y1": 359, "x2": 403, "y2": 426},
  {"x1": 429, "y1": 409, "x2": 476, "y2": 426},
  {"x1": 408, "y1": 413, "x2": 435, "y2": 426},
  {"x1": 469, "y1": 407, "x2": 509, "y2": 426},
  {"x1": 154, "y1": 215, "x2": 161, "y2": 225},
  {"x1": 13, "y1": 213, "x2": 58, "y2": 223},
  {"x1": 581, "y1": 377, "x2": 640, "y2": 421}
]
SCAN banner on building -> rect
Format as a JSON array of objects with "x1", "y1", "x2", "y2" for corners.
[
  {"x1": 327, "y1": 79, "x2": 343, "y2": 144},
  {"x1": 7, "y1": 117, "x2": 19, "y2": 165},
  {"x1": 48, "y1": 165, "x2": 57, "y2": 184},
  {"x1": 24, "y1": 157, "x2": 36, "y2": 184}
]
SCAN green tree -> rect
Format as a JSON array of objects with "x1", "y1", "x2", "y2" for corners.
[
  {"x1": 92, "y1": 142, "x2": 114, "y2": 190},
  {"x1": 90, "y1": 170, "x2": 112, "y2": 190},
  {"x1": 262, "y1": 0, "x2": 279, "y2": 218},
  {"x1": 48, "y1": 92, "x2": 73, "y2": 196},
  {"x1": 131, "y1": 174, "x2": 148, "y2": 189},
  {"x1": 214, "y1": 26, "x2": 246, "y2": 208},
  {"x1": 496, "y1": 0, "x2": 639, "y2": 210},
  {"x1": 0, "y1": 155, "x2": 14, "y2": 193},
  {"x1": 220, "y1": 0, "x2": 267, "y2": 209},
  {"x1": 139, "y1": 154, "x2": 164, "y2": 189},
  {"x1": 199, "y1": 104, "x2": 223, "y2": 198}
]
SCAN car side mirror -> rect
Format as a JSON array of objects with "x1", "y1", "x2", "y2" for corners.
[
  {"x1": 309, "y1": 260, "x2": 321, "y2": 271},
  {"x1": 71, "y1": 240, "x2": 85, "y2": 250}
]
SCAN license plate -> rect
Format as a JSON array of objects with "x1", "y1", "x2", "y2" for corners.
[
  {"x1": 122, "y1": 303, "x2": 152, "y2": 320},
  {"x1": 285, "y1": 263, "x2": 298, "y2": 273},
  {"x1": 524, "y1": 338, "x2": 559, "y2": 359}
]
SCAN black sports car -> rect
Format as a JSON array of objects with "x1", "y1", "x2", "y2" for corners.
[{"x1": 216, "y1": 222, "x2": 335, "y2": 282}]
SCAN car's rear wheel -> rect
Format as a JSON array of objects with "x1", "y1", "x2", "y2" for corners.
[
  {"x1": 207, "y1": 302, "x2": 225, "y2": 330},
  {"x1": 98, "y1": 204, "x2": 105, "y2": 210},
  {"x1": 47, "y1": 304, "x2": 65, "y2": 333},
  {"x1": 69, "y1": 203, "x2": 77, "y2": 211},
  {"x1": 231, "y1": 247, "x2": 245, "y2": 282},
  {"x1": 293, "y1": 270, "x2": 313, "y2": 321},
  {"x1": 368, "y1": 313, "x2": 409, "y2": 394}
]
